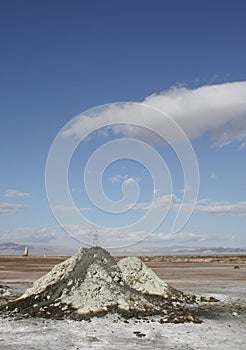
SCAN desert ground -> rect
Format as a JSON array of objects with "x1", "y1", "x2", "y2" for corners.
[{"x1": 0, "y1": 255, "x2": 245, "y2": 349}]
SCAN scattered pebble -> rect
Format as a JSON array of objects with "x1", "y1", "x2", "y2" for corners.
[{"x1": 133, "y1": 331, "x2": 146, "y2": 338}]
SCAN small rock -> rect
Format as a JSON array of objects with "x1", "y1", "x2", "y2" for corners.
[
  {"x1": 187, "y1": 315, "x2": 194, "y2": 322},
  {"x1": 200, "y1": 296, "x2": 219, "y2": 302},
  {"x1": 13, "y1": 316, "x2": 23, "y2": 321},
  {"x1": 133, "y1": 331, "x2": 146, "y2": 338}
]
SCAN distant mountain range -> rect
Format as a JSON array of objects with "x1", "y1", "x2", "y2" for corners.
[
  {"x1": 0, "y1": 242, "x2": 246, "y2": 256},
  {"x1": 112, "y1": 246, "x2": 246, "y2": 256},
  {"x1": 161, "y1": 246, "x2": 246, "y2": 256},
  {"x1": 0, "y1": 242, "x2": 26, "y2": 252}
]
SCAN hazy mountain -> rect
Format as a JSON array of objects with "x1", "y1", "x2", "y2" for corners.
[
  {"x1": 0, "y1": 242, "x2": 26, "y2": 252},
  {"x1": 111, "y1": 246, "x2": 246, "y2": 256},
  {"x1": 0, "y1": 243, "x2": 245, "y2": 256}
]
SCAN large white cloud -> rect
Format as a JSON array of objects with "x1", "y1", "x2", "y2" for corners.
[
  {"x1": 63, "y1": 81, "x2": 246, "y2": 147},
  {"x1": 144, "y1": 81, "x2": 246, "y2": 146}
]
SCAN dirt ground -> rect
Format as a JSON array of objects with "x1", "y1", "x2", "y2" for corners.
[
  {"x1": 0, "y1": 256, "x2": 65, "y2": 284},
  {"x1": 0, "y1": 255, "x2": 245, "y2": 307},
  {"x1": 0, "y1": 255, "x2": 245, "y2": 288}
]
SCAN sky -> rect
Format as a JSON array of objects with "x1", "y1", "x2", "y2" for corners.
[{"x1": 0, "y1": 0, "x2": 246, "y2": 252}]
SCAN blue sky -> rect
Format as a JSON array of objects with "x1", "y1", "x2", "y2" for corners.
[{"x1": 1, "y1": 0, "x2": 246, "y2": 251}]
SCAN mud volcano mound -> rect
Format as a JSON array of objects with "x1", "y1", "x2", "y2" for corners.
[
  {"x1": 118, "y1": 257, "x2": 196, "y2": 303},
  {"x1": 2, "y1": 247, "x2": 201, "y2": 323}
]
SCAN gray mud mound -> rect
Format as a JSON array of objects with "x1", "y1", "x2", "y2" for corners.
[
  {"x1": 1, "y1": 247, "x2": 201, "y2": 323},
  {"x1": 118, "y1": 257, "x2": 197, "y2": 303}
]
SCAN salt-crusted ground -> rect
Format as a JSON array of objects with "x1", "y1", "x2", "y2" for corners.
[{"x1": 0, "y1": 303, "x2": 245, "y2": 350}]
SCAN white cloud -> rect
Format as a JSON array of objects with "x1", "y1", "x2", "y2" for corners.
[
  {"x1": 4, "y1": 189, "x2": 30, "y2": 198},
  {"x1": 2, "y1": 221, "x2": 239, "y2": 248},
  {"x1": 174, "y1": 197, "x2": 246, "y2": 217},
  {"x1": 132, "y1": 194, "x2": 178, "y2": 211},
  {"x1": 53, "y1": 204, "x2": 91, "y2": 212},
  {"x1": 63, "y1": 81, "x2": 246, "y2": 147},
  {"x1": 209, "y1": 172, "x2": 218, "y2": 181},
  {"x1": 63, "y1": 224, "x2": 238, "y2": 248},
  {"x1": 108, "y1": 174, "x2": 128, "y2": 183},
  {"x1": 0, "y1": 202, "x2": 29, "y2": 214},
  {"x1": 194, "y1": 200, "x2": 246, "y2": 217},
  {"x1": 144, "y1": 81, "x2": 246, "y2": 147},
  {"x1": 240, "y1": 142, "x2": 246, "y2": 149},
  {"x1": 123, "y1": 178, "x2": 136, "y2": 186},
  {"x1": 63, "y1": 224, "x2": 148, "y2": 247},
  {"x1": 0, "y1": 226, "x2": 59, "y2": 243},
  {"x1": 123, "y1": 194, "x2": 246, "y2": 217}
]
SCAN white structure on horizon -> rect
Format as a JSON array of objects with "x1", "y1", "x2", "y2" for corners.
[{"x1": 24, "y1": 246, "x2": 29, "y2": 256}]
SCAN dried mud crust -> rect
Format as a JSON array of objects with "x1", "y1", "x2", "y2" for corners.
[
  {"x1": 2, "y1": 295, "x2": 202, "y2": 323},
  {"x1": 0, "y1": 284, "x2": 22, "y2": 306},
  {"x1": 0, "y1": 247, "x2": 216, "y2": 323},
  {"x1": 190, "y1": 299, "x2": 246, "y2": 321}
]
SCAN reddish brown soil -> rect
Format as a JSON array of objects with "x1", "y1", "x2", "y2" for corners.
[
  {"x1": 0, "y1": 256, "x2": 67, "y2": 283},
  {"x1": 0, "y1": 256, "x2": 245, "y2": 289}
]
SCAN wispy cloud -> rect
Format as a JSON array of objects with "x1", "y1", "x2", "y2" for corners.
[
  {"x1": 108, "y1": 174, "x2": 128, "y2": 183},
  {"x1": 208, "y1": 172, "x2": 218, "y2": 181},
  {"x1": 124, "y1": 178, "x2": 137, "y2": 186},
  {"x1": 3, "y1": 223, "x2": 239, "y2": 247},
  {"x1": 62, "y1": 81, "x2": 246, "y2": 148},
  {"x1": 240, "y1": 142, "x2": 246, "y2": 149},
  {"x1": 131, "y1": 194, "x2": 178, "y2": 211},
  {"x1": 0, "y1": 226, "x2": 59, "y2": 243},
  {"x1": 124, "y1": 194, "x2": 246, "y2": 217},
  {"x1": 4, "y1": 189, "x2": 31, "y2": 198},
  {"x1": 62, "y1": 224, "x2": 148, "y2": 247},
  {"x1": 194, "y1": 200, "x2": 246, "y2": 217},
  {"x1": 53, "y1": 204, "x2": 91, "y2": 212},
  {"x1": 0, "y1": 203, "x2": 29, "y2": 214},
  {"x1": 61, "y1": 224, "x2": 239, "y2": 248}
]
